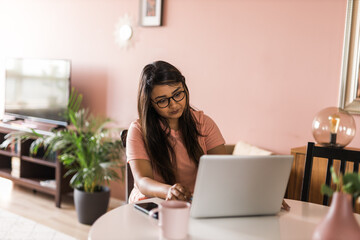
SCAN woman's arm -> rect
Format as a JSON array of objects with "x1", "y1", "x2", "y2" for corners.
[
  {"x1": 207, "y1": 144, "x2": 227, "y2": 154},
  {"x1": 129, "y1": 159, "x2": 191, "y2": 201}
]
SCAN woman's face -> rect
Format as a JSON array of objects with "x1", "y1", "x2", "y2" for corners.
[{"x1": 150, "y1": 82, "x2": 187, "y2": 122}]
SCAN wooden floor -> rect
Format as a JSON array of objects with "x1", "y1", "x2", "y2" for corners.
[{"x1": 0, "y1": 177, "x2": 124, "y2": 240}]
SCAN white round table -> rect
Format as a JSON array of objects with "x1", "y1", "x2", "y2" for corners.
[{"x1": 88, "y1": 199, "x2": 360, "y2": 240}]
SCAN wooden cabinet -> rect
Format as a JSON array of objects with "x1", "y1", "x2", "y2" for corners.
[
  {"x1": 0, "y1": 122, "x2": 72, "y2": 208},
  {"x1": 286, "y1": 145, "x2": 359, "y2": 213}
]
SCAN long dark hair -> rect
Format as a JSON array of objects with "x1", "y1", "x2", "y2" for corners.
[{"x1": 137, "y1": 61, "x2": 204, "y2": 184}]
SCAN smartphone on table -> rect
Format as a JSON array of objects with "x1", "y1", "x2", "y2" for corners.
[{"x1": 134, "y1": 202, "x2": 159, "y2": 219}]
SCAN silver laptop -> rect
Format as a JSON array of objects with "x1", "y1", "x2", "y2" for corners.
[{"x1": 190, "y1": 155, "x2": 294, "y2": 218}]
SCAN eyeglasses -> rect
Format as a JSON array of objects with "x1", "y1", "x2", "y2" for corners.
[{"x1": 152, "y1": 91, "x2": 186, "y2": 108}]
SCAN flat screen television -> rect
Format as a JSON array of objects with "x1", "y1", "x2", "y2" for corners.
[{"x1": 4, "y1": 58, "x2": 71, "y2": 126}]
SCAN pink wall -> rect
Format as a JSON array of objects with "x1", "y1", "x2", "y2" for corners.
[{"x1": 0, "y1": 0, "x2": 354, "y2": 200}]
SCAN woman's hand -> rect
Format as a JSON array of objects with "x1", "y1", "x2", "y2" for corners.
[{"x1": 166, "y1": 183, "x2": 192, "y2": 201}]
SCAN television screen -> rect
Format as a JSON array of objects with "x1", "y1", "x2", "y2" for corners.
[{"x1": 5, "y1": 58, "x2": 71, "y2": 126}]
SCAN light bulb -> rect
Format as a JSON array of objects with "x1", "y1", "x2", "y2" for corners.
[
  {"x1": 328, "y1": 114, "x2": 340, "y2": 145},
  {"x1": 329, "y1": 114, "x2": 340, "y2": 133}
]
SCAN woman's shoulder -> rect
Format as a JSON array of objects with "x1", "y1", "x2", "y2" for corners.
[
  {"x1": 128, "y1": 119, "x2": 143, "y2": 135},
  {"x1": 127, "y1": 119, "x2": 146, "y2": 144},
  {"x1": 191, "y1": 109, "x2": 204, "y2": 122},
  {"x1": 129, "y1": 119, "x2": 141, "y2": 129},
  {"x1": 191, "y1": 109, "x2": 213, "y2": 125}
]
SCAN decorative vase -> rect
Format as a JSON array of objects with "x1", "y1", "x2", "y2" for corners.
[
  {"x1": 74, "y1": 186, "x2": 110, "y2": 225},
  {"x1": 312, "y1": 192, "x2": 360, "y2": 240}
]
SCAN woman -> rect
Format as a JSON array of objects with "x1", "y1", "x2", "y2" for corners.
[{"x1": 126, "y1": 61, "x2": 226, "y2": 203}]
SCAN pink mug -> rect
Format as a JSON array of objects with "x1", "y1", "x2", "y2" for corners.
[{"x1": 149, "y1": 200, "x2": 191, "y2": 239}]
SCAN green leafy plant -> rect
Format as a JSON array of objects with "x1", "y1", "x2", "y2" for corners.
[
  {"x1": 1, "y1": 88, "x2": 125, "y2": 193},
  {"x1": 321, "y1": 167, "x2": 360, "y2": 200}
]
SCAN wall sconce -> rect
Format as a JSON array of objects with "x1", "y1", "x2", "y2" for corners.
[
  {"x1": 119, "y1": 25, "x2": 132, "y2": 41},
  {"x1": 114, "y1": 14, "x2": 135, "y2": 49}
]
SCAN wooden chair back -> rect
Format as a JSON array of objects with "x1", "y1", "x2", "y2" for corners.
[
  {"x1": 120, "y1": 129, "x2": 133, "y2": 203},
  {"x1": 301, "y1": 142, "x2": 360, "y2": 206}
]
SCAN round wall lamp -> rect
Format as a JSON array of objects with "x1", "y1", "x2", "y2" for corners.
[
  {"x1": 119, "y1": 24, "x2": 133, "y2": 41},
  {"x1": 114, "y1": 14, "x2": 135, "y2": 49}
]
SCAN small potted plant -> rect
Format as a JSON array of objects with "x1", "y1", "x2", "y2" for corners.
[
  {"x1": 2, "y1": 89, "x2": 125, "y2": 225},
  {"x1": 313, "y1": 167, "x2": 360, "y2": 240},
  {"x1": 321, "y1": 167, "x2": 360, "y2": 200}
]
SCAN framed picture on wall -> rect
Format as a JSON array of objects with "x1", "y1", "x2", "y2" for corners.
[{"x1": 140, "y1": 0, "x2": 163, "y2": 27}]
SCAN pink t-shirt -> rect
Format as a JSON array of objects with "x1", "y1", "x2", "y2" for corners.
[{"x1": 126, "y1": 110, "x2": 225, "y2": 203}]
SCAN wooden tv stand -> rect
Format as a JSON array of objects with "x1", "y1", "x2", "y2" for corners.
[{"x1": 0, "y1": 120, "x2": 72, "y2": 208}]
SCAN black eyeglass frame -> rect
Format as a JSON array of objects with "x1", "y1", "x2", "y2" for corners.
[{"x1": 152, "y1": 91, "x2": 186, "y2": 108}]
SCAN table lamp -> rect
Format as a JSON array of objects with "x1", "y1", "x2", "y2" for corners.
[{"x1": 312, "y1": 107, "x2": 356, "y2": 147}]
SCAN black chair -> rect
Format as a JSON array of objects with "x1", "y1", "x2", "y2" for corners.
[
  {"x1": 120, "y1": 129, "x2": 134, "y2": 203},
  {"x1": 301, "y1": 142, "x2": 360, "y2": 206}
]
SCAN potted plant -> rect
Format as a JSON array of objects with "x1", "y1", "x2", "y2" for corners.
[
  {"x1": 321, "y1": 167, "x2": 360, "y2": 200},
  {"x1": 312, "y1": 167, "x2": 360, "y2": 240},
  {"x1": 3, "y1": 89, "x2": 125, "y2": 225}
]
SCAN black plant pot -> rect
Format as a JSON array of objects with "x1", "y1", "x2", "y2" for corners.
[{"x1": 74, "y1": 186, "x2": 110, "y2": 225}]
